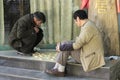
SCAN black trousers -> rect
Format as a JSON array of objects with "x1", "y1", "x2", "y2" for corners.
[{"x1": 11, "y1": 31, "x2": 43, "y2": 54}]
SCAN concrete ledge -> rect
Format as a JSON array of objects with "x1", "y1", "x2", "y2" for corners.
[
  {"x1": 0, "y1": 56, "x2": 55, "y2": 71},
  {"x1": 66, "y1": 63, "x2": 110, "y2": 80},
  {"x1": 0, "y1": 66, "x2": 104, "y2": 80},
  {"x1": 0, "y1": 50, "x2": 110, "y2": 80}
]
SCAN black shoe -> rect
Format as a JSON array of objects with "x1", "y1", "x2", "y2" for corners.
[
  {"x1": 45, "y1": 69, "x2": 65, "y2": 77},
  {"x1": 31, "y1": 50, "x2": 36, "y2": 53},
  {"x1": 17, "y1": 51, "x2": 32, "y2": 56},
  {"x1": 17, "y1": 51, "x2": 24, "y2": 55}
]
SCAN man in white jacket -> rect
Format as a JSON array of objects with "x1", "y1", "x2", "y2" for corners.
[{"x1": 46, "y1": 10, "x2": 105, "y2": 77}]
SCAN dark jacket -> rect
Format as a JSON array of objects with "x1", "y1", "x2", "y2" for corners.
[{"x1": 9, "y1": 14, "x2": 43, "y2": 52}]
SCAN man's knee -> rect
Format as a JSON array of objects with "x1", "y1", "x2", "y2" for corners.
[{"x1": 10, "y1": 40, "x2": 23, "y2": 51}]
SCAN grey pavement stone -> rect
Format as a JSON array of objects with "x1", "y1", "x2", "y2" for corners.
[
  {"x1": 0, "y1": 66, "x2": 104, "y2": 80},
  {"x1": 0, "y1": 50, "x2": 110, "y2": 80}
]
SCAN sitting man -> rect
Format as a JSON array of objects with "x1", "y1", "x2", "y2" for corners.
[
  {"x1": 46, "y1": 10, "x2": 105, "y2": 77},
  {"x1": 9, "y1": 11, "x2": 46, "y2": 56}
]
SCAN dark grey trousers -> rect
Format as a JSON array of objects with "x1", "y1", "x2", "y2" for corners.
[
  {"x1": 11, "y1": 31, "x2": 43, "y2": 54},
  {"x1": 56, "y1": 50, "x2": 81, "y2": 66}
]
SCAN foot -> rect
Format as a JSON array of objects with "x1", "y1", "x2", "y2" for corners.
[
  {"x1": 17, "y1": 51, "x2": 32, "y2": 56},
  {"x1": 45, "y1": 69, "x2": 65, "y2": 77},
  {"x1": 17, "y1": 51, "x2": 24, "y2": 55},
  {"x1": 31, "y1": 50, "x2": 37, "y2": 53}
]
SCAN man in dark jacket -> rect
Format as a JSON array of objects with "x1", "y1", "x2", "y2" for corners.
[{"x1": 9, "y1": 11, "x2": 46, "y2": 56}]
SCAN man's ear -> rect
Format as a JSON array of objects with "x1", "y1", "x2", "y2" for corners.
[{"x1": 76, "y1": 17, "x2": 80, "y2": 20}]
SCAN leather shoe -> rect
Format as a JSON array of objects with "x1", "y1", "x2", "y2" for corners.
[
  {"x1": 45, "y1": 69, "x2": 64, "y2": 77},
  {"x1": 17, "y1": 51, "x2": 32, "y2": 56}
]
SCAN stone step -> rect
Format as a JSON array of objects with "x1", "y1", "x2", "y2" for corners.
[
  {"x1": 0, "y1": 50, "x2": 111, "y2": 80},
  {"x1": 66, "y1": 63, "x2": 109, "y2": 80},
  {"x1": 0, "y1": 51, "x2": 55, "y2": 71},
  {"x1": 0, "y1": 66, "x2": 104, "y2": 80}
]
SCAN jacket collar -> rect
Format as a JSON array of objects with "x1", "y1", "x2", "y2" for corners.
[{"x1": 81, "y1": 19, "x2": 89, "y2": 27}]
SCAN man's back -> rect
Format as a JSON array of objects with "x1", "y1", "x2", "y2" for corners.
[{"x1": 76, "y1": 20, "x2": 105, "y2": 72}]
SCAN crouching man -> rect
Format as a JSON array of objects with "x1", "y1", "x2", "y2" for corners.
[
  {"x1": 46, "y1": 10, "x2": 105, "y2": 77},
  {"x1": 9, "y1": 11, "x2": 46, "y2": 56}
]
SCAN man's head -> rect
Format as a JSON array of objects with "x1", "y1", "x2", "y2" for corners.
[
  {"x1": 33, "y1": 11, "x2": 46, "y2": 26},
  {"x1": 73, "y1": 10, "x2": 88, "y2": 27}
]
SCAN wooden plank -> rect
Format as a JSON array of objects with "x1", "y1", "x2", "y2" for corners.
[
  {"x1": 30, "y1": 0, "x2": 37, "y2": 12},
  {"x1": 61, "y1": 0, "x2": 73, "y2": 41},
  {"x1": 38, "y1": 0, "x2": 45, "y2": 11},
  {"x1": 0, "y1": 0, "x2": 4, "y2": 45},
  {"x1": 45, "y1": 0, "x2": 54, "y2": 44},
  {"x1": 53, "y1": 0, "x2": 61, "y2": 43},
  {"x1": 89, "y1": 0, "x2": 120, "y2": 55}
]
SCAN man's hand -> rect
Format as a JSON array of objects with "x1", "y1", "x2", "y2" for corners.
[
  {"x1": 56, "y1": 43, "x2": 60, "y2": 52},
  {"x1": 34, "y1": 27, "x2": 39, "y2": 33}
]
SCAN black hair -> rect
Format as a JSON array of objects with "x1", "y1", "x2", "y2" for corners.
[
  {"x1": 33, "y1": 11, "x2": 46, "y2": 23},
  {"x1": 73, "y1": 10, "x2": 88, "y2": 20}
]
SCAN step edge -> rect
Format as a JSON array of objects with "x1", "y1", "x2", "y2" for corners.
[
  {"x1": 0, "y1": 55, "x2": 55, "y2": 63},
  {"x1": 0, "y1": 55, "x2": 110, "y2": 70},
  {"x1": 0, "y1": 72, "x2": 39, "y2": 80}
]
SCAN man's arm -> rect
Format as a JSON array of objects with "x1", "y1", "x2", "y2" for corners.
[
  {"x1": 59, "y1": 27, "x2": 94, "y2": 51},
  {"x1": 73, "y1": 27, "x2": 94, "y2": 50},
  {"x1": 17, "y1": 20, "x2": 35, "y2": 39},
  {"x1": 59, "y1": 42, "x2": 74, "y2": 51}
]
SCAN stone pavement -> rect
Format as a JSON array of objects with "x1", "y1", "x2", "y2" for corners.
[
  {"x1": 0, "y1": 66, "x2": 104, "y2": 80},
  {"x1": 0, "y1": 50, "x2": 111, "y2": 80}
]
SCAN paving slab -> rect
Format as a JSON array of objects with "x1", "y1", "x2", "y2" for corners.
[
  {"x1": 0, "y1": 66, "x2": 104, "y2": 80},
  {"x1": 0, "y1": 50, "x2": 114, "y2": 80}
]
